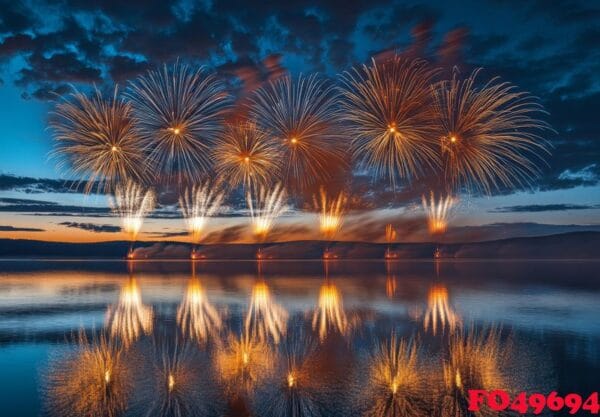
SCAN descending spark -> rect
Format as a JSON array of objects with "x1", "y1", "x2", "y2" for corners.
[
  {"x1": 177, "y1": 277, "x2": 222, "y2": 343},
  {"x1": 214, "y1": 121, "x2": 282, "y2": 190},
  {"x1": 110, "y1": 181, "x2": 155, "y2": 243},
  {"x1": 136, "y1": 340, "x2": 218, "y2": 417},
  {"x1": 215, "y1": 332, "x2": 274, "y2": 393},
  {"x1": 105, "y1": 278, "x2": 153, "y2": 347},
  {"x1": 439, "y1": 328, "x2": 509, "y2": 417},
  {"x1": 315, "y1": 188, "x2": 347, "y2": 240},
  {"x1": 366, "y1": 335, "x2": 425, "y2": 417},
  {"x1": 340, "y1": 57, "x2": 440, "y2": 186},
  {"x1": 179, "y1": 181, "x2": 224, "y2": 244},
  {"x1": 432, "y1": 68, "x2": 552, "y2": 194},
  {"x1": 421, "y1": 191, "x2": 456, "y2": 236},
  {"x1": 126, "y1": 61, "x2": 230, "y2": 183},
  {"x1": 50, "y1": 86, "x2": 150, "y2": 193},
  {"x1": 245, "y1": 282, "x2": 288, "y2": 344},
  {"x1": 423, "y1": 285, "x2": 461, "y2": 335},
  {"x1": 44, "y1": 332, "x2": 131, "y2": 417},
  {"x1": 247, "y1": 183, "x2": 288, "y2": 241},
  {"x1": 250, "y1": 74, "x2": 347, "y2": 191},
  {"x1": 312, "y1": 282, "x2": 348, "y2": 341}
]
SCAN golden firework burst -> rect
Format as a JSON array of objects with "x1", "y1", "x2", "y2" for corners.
[{"x1": 432, "y1": 68, "x2": 551, "y2": 194}]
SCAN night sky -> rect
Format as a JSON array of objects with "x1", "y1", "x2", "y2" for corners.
[{"x1": 0, "y1": 0, "x2": 598, "y2": 243}]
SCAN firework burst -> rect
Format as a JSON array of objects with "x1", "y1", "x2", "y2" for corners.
[
  {"x1": 250, "y1": 74, "x2": 346, "y2": 191},
  {"x1": 385, "y1": 224, "x2": 397, "y2": 243},
  {"x1": 432, "y1": 68, "x2": 551, "y2": 194},
  {"x1": 179, "y1": 181, "x2": 224, "y2": 244},
  {"x1": 110, "y1": 181, "x2": 155, "y2": 245},
  {"x1": 44, "y1": 331, "x2": 131, "y2": 417},
  {"x1": 215, "y1": 332, "x2": 274, "y2": 394},
  {"x1": 423, "y1": 285, "x2": 461, "y2": 335},
  {"x1": 253, "y1": 330, "x2": 320, "y2": 417},
  {"x1": 126, "y1": 62, "x2": 230, "y2": 183},
  {"x1": 105, "y1": 278, "x2": 153, "y2": 347},
  {"x1": 50, "y1": 86, "x2": 150, "y2": 193},
  {"x1": 365, "y1": 335, "x2": 426, "y2": 417},
  {"x1": 245, "y1": 282, "x2": 288, "y2": 344},
  {"x1": 247, "y1": 183, "x2": 288, "y2": 241},
  {"x1": 133, "y1": 339, "x2": 219, "y2": 417},
  {"x1": 213, "y1": 121, "x2": 282, "y2": 190},
  {"x1": 314, "y1": 187, "x2": 347, "y2": 240},
  {"x1": 439, "y1": 327, "x2": 510, "y2": 417},
  {"x1": 312, "y1": 282, "x2": 348, "y2": 341},
  {"x1": 421, "y1": 191, "x2": 456, "y2": 236},
  {"x1": 177, "y1": 277, "x2": 222, "y2": 344},
  {"x1": 340, "y1": 57, "x2": 440, "y2": 186}
]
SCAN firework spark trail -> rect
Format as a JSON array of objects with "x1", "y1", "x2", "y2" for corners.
[
  {"x1": 250, "y1": 74, "x2": 347, "y2": 191},
  {"x1": 340, "y1": 57, "x2": 440, "y2": 187},
  {"x1": 215, "y1": 332, "x2": 274, "y2": 394},
  {"x1": 247, "y1": 183, "x2": 288, "y2": 241},
  {"x1": 50, "y1": 86, "x2": 150, "y2": 193},
  {"x1": 314, "y1": 187, "x2": 347, "y2": 240},
  {"x1": 385, "y1": 224, "x2": 397, "y2": 243},
  {"x1": 245, "y1": 282, "x2": 288, "y2": 344},
  {"x1": 439, "y1": 327, "x2": 509, "y2": 417},
  {"x1": 423, "y1": 285, "x2": 461, "y2": 335},
  {"x1": 105, "y1": 278, "x2": 153, "y2": 347},
  {"x1": 109, "y1": 181, "x2": 155, "y2": 244},
  {"x1": 421, "y1": 191, "x2": 456, "y2": 236},
  {"x1": 179, "y1": 181, "x2": 224, "y2": 244},
  {"x1": 214, "y1": 121, "x2": 282, "y2": 190},
  {"x1": 177, "y1": 277, "x2": 222, "y2": 343},
  {"x1": 432, "y1": 68, "x2": 552, "y2": 194},
  {"x1": 44, "y1": 331, "x2": 131, "y2": 417},
  {"x1": 126, "y1": 62, "x2": 230, "y2": 183},
  {"x1": 366, "y1": 334, "x2": 426, "y2": 417},
  {"x1": 312, "y1": 282, "x2": 348, "y2": 341}
]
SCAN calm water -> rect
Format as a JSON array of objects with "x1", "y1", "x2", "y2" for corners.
[{"x1": 0, "y1": 259, "x2": 598, "y2": 417}]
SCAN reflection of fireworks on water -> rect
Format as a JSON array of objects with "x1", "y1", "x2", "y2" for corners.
[
  {"x1": 439, "y1": 328, "x2": 509, "y2": 417},
  {"x1": 385, "y1": 261, "x2": 397, "y2": 298},
  {"x1": 134, "y1": 339, "x2": 219, "y2": 417},
  {"x1": 110, "y1": 181, "x2": 155, "y2": 244},
  {"x1": 247, "y1": 183, "x2": 288, "y2": 241},
  {"x1": 44, "y1": 332, "x2": 131, "y2": 417},
  {"x1": 432, "y1": 69, "x2": 551, "y2": 194},
  {"x1": 105, "y1": 278, "x2": 153, "y2": 347},
  {"x1": 365, "y1": 334, "x2": 426, "y2": 417},
  {"x1": 254, "y1": 329, "x2": 320, "y2": 417},
  {"x1": 179, "y1": 182, "x2": 224, "y2": 244},
  {"x1": 177, "y1": 277, "x2": 222, "y2": 344},
  {"x1": 214, "y1": 121, "x2": 282, "y2": 190},
  {"x1": 245, "y1": 282, "x2": 288, "y2": 344},
  {"x1": 315, "y1": 187, "x2": 347, "y2": 240},
  {"x1": 312, "y1": 283, "x2": 348, "y2": 341},
  {"x1": 423, "y1": 285, "x2": 461, "y2": 335},
  {"x1": 50, "y1": 87, "x2": 150, "y2": 194},
  {"x1": 250, "y1": 74, "x2": 346, "y2": 190},
  {"x1": 215, "y1": 332, "x2": 274, "y2": 393},
  {"x1": 126, "y1": 62, "x2": 230, "y2": 183},
  {"x1": 421, "y1": 191, "x2": 456, "y2": 236},
  {"x1": 340, "y1": 57, "x2": 439, "y2": 186}
]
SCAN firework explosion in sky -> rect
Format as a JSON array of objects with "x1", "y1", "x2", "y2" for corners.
[{"x1": 0, "y1": 0, "x2": 597, "y2": 246}]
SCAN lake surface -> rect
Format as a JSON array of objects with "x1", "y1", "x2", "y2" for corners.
[{"x1": 0, "y1": 259, "x2": 598, "y2": 417}]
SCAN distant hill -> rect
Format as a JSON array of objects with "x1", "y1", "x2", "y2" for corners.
[{"x1": 0, "y1": 231, "x2": 598, "y2": 259}]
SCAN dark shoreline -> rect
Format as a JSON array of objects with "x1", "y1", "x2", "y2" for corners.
[{"x1": 0, "y1": 231, "x2": 598, "y2": 259}]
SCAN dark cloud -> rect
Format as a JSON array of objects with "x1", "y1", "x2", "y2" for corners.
[
  {"x1": 490, "y1": 204, "x2": 600, "y2": 213},
  {"x1": 59, "y1": 221, "x2": 121, "y2": 233},
  {"x1": 0, "y1": 174, "x2": 97, "y2": 194},
  {"x1": 0, "y1": 225, "x2": 44, "y2": 232},
  {"x1": 143, "y1": 230, "x2": 188, "y2": 238}
]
